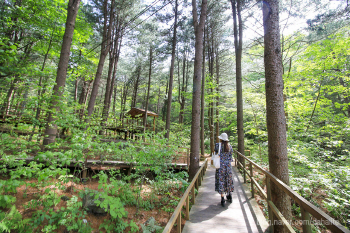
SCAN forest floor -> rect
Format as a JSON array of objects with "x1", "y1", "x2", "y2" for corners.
[
  {"x1": 0, "y1": 130, "x2": 192, "y2": 232},
  {"x1": 6, "y1": 174, "x2": 185, "y2": 232}
]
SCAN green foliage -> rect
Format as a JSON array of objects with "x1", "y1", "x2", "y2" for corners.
[
  {"x1": 59, "y1": 196, "x2": 92, "y2": 232},
  {"x1": 141, "y1": 217, "x2": 163, "y2": 233},
  {"x1": 0, "y1": 206, "x2": 30, "y2": 233}
]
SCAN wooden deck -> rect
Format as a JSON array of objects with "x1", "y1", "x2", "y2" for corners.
[{"x1": 182, "y1": 164, "x2": 269, "y2": 233}]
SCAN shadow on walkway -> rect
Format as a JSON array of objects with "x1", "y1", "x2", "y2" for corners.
[{"x1": 182, "y1": 164, "x2": 269, "y2": 233}]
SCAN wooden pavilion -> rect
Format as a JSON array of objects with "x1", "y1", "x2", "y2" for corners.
[
  {"x1": 106, "y1": 108, "x2": 159, "y2": 139},
  {"x1": 126, "y1": 107, "x2": 159, "y2": 132}
]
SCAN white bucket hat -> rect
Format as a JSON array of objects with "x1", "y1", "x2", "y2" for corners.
[{"x1": 218, "y1": 133, "x2": 229, "y2": 141}]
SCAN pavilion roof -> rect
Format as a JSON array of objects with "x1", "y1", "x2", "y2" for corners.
[{"x1": 126, "y1": 108, "x2": 159, "y2": 118}]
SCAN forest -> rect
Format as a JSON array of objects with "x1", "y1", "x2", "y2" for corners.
[{"x1": 0, "y1": 0, "x2": 349, "y2": 232}]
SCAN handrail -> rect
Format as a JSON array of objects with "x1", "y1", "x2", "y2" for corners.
[
  {"x1": 235, "y1": 150, "x2": 350, "y2": 233},
  {"x1": 162, "y1": 158, "x2": 208, "y2": 233}
]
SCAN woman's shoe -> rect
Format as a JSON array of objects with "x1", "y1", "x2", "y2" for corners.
[
  {"x1": 226, "y1": 193, "x2": 232, "y2": 203},
  {"x1": 221, "y1": 196, "x2": 225, "y2": 207}
]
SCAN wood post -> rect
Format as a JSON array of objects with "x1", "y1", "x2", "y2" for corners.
[
  {"x1": 153, "y1": 116, "x2": 155, "y2": 132},
  {"x1": 266, "y1": 176, "x2": 274, "y2": 232},
  {"x1": 82, "y1": 157, "x2": 88, "y2": 179},
  {"x1": 177, "y1": 212, "x2": 181, "y2": 233},
  {"x1": 250, "y1": 162, "x2": 254, "y2": 198},
  {"x1": 187, "y1": 148, "x2": 190, "y2": 167},
  {"x1": 300, "y1": 205, "x2": 312, "y2": 233},
  {"x1": 243, "y1": 156, "x2": 246, "y2": 183},
  {"x1": 235, "y1": 151, "x2": 237, "y2": 167},
  {"x1": 191, "y1": 185, "x2": 195, "y2": 204},
  {"x1": 186, "y1": 196, "x2": 190, "y2": 220}
]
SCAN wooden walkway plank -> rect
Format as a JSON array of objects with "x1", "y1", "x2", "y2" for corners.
[{"x1": 182, "y1": 164, "x2": 269, "y2": 233}]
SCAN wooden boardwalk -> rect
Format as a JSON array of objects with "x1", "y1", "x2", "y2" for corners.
[{"x1": 182, "y1": 164, "x2": 269, "y2": 233}]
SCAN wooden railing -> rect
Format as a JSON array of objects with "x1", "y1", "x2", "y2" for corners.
[
  {"x1": 235, "y1": 150, "x2": 350, "y2": 233},
  {"x1": 163, "y1": 158, "x2": 208, "y2": 233}
]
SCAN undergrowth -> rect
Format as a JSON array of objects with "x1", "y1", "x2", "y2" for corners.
[{"x1": 0, "y1": 130, "x2": 191, "y2": 232}]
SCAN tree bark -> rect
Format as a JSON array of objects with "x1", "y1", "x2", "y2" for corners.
[
  {"x1": 78, "y1": 78, "x2": 93, "y2": 119},
  {"x1": 156, "y1": 86, "x2": 161, "y2": 115},
  {"x1": 112, "y1": 86, "x2": 117, "y2": 115},
  {"x1": 263, "y1": 0, "x2": 292, "y2": 231},
  {"x1": 162, "y1": 80, "x2": 169, "y2": 122},
  {"x1": 208, "y1": 35, "x2": 215, "y2": 155},
  {"x1": 2, "y1": 77, "x2": 19, "y2": 115},
  {"x1": 189, "y1": 0, "x2": 208, "y2": 181},
  {"x1": 144, "y1": 46, "x2": 153, "y2": 133},
  {"x1": 131, "y1": 65, "x2": 141, "y2": 108},
  {"x1": 179, "y1": 54, "x2": 185, "y2": 124},
  {"x1": 215, "y1": 47, "x2": 220, "y2": 143},
  {"x1": 43, "y1": 0, "x2": 81, "y2": 145},
  {"x1": 120, "y1": 80, "x2": 129, "y2": 121},
  {"x1": 100, "y1": 29, "x2": 121, "y2": 134},
  {"x1": 201, "y1": 33, "x2": 205, "y2": 156},
  {"x1": 179, "y1": 48, "x2": 190, "y2": 124},
  {"x1": 85, "y1": 0, "x2": 114, "y2": 123},
  {"x1": 231, "y1": 0, "x2": 244, "y2": 158},
  {"x1": 165, "y1": 0, "x2": 178, "y2": 139},
  {"x1": 100, "y1": 21, "x2": 123, "y2": 134}
]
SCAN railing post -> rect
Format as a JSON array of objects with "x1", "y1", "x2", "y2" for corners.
[
  {"x1": 250, "y1": 162, "x2": 254, "y2": 198},
  {"x1": 198, "y1": 172, "x2": 202, "y2": 186},
  {"x1": 186, "y1": 196, "x2": 190, "y2": 220},
  {"x1": 195, "y1": 177, "x2": 199, "y2": 190},
  {"x1": 300, "y1": 205, "x2": 312, "y2": 233},
  {"x1": 243, "y1": 156, "x2": 246, "y2": 183},
  {"x1": 266, "y1": 176, "x2": 274, "y2": 233},
  {"x1": 191, "y1": 185, "x2": 195, "y2": 204},
  {"x1": 177, "y1": 213, "x2": 181, "y2": 233},
  {"x1": 235, "y1": 151, "x2": 237, "y2": 167},
  {"x1": 187, "y1": 148, "x2": 190, "y2": 167}
]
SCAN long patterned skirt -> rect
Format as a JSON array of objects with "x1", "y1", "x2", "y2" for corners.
[{"x1": 215, "y1": 160, "x2": 234, "y2": 194}]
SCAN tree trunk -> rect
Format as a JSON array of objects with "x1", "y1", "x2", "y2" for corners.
[
  {"x1": 208, "y1": 36, "x2": 215, "y2": 155},
  {"x1": 162, "y1": 80, "x2": 169, "y2": 122},
  {"x1": 231, "y1": 0, "x2": 245, "y2": 159},
  {"x1": 100, "y1": 32, "x2": 120, "y2": 134},
  {"x1": 131, "y1": 65, "x2": 141, "y2": 108},
  {"x1": 108, "y1": 37, "x2": 122, "y2": 110},
  {"x1": 43, "y1": 0, "x2": 81, "y2": 145},
  {"x1": 2, "y1": 77, "x2": 19, "y2": 115},
  {"x1": 120, "y1": 81, "x2": 129, "y2": 121},
  {"x1": 85, "y1": 0, "x2": 114, "y2": 123},
  {"x1": 156, "y1": 86, "x2": 161, "y2": 115},
  {"x1": 200, "y1": 30, "x2": 205, "y2": 157},
  {"x1": 215, "y1": 47, "x2": 220, "y2": 143},
  {"x1": 112, "y1": 86, "x2": 117, "y2": 115},
  {"x1": 78, "y1": 78, "x2": 93, "y2": 119},
  {"x1": 179, "y1": 54, "x2": 186, "y2": 124},
  {"x1": 263, "y1": 0, "x2": 292, "y2": 231},
  {"x1": 189, "y1": 0, "x2": 208, "y2": 181},
  {"x1": 101, "y1": 23, "x2": 123, "y2": 133},
  {"x1": 165, "y1": 0, "x2": 178, "y2": 139},
  {"x1": 144, "y1": 46, "x2": 153, "y2": 133}
]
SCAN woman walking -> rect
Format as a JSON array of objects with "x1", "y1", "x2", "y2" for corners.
[{"x1": 215, "y1": 133, "x2": 234, "y2": 207}]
